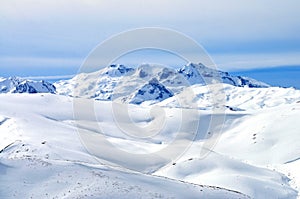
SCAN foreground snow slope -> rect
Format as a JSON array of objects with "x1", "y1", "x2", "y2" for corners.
[
  {"x1": 0, "y1": 158, "x2": 248, "y2": 199},
  {"x1": 0, "y1": 94, "x2": 248, "y2": 199},
  {"x1": 0, "y1": 90, "x2": 299, "y2": 198},
  {"x1": 155, "y1": 102, "x2": 300, "y2": 198}
]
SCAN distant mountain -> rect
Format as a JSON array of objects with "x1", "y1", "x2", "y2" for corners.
[
  {"x1": 55, "y1": 63, "x2": 269, "y2": 104},
  {"x1": 0, "y1": 77, "x2": 56, "y2": 94},
  {"x1": 178, "y1": 63, "x2": 269, "y2": 88}
]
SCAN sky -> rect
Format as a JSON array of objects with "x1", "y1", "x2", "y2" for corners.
[{"x1": 0, "y1": 0, "x2": 300, "y2": 87}]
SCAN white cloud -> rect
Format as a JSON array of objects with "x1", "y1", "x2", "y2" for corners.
[
  {"x1": 2, "y1": 51, "x2": 300, "y2": 73},
  {"x1": 1, "y1": 0, "x2": 299, "y2": 42},
  {"x1": 0, "y1": 0, "x2": 299, "y2": 73},
  {"x1": 22, "y1": 74, "x2": 75, "y2": 80},
  {"x1": 0, "y1": 56, "x2": 82, "y2": 68},
  {"x1": 211, "y1": 52, "x2": 300, "y2": 71}
]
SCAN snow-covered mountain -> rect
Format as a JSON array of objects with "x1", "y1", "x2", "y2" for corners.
[
  {"x1": 0, "y1": 63, "x2": 300, "y2": 199},
  {"x1": 1, "y1": 63, "x2": 300, "y2": 198},
  {"x1": 178, "y1": 63, "x2": 269, "y2": 88},
  {"x1": 55, "y1": 63, "x2": 269, "y2": 105},
  {"x1": 0, "y1": 76, "x2": 56, "y2": 94}
]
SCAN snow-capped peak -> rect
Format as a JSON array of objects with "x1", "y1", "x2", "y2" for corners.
[
  {"x1": 102, "y1": 64, "x2": 135, "y2": 77},
  {"x1": 0, "y1": 76, "x2": 56, "y2": 94},
  {"x1": 178, "y1": 62, "x2": 208, "y2": 85},
  {"x1": 178, "y1": 63, "x2": 269, "y2": 88}
]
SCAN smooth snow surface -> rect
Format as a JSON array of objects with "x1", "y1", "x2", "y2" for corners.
[
  {"x1": 0, "y1": 92, "x2": 299, "y2": 198},
  {"x1": 0, "y1": 94, "x2": 249, "y2": 198}
]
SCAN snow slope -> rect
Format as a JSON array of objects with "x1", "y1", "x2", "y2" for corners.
[
  {"x1": 155, "y1": 102, "x2": 300, "y2": 198},
  {"x1": 0, "y1": 93, "x2": 299, "y2": 198},
  {"x1": 0, "y1": 94, "x2": 249, "y2": 199},
  {"x1": 155, "y1": 151, "x2": 296, "y2": 199},
  {"x1": 159, "y1": 83, "x2": 300, "y2": 111},
  {"x1": 0, "y1": 158, "x2": 248, "y2": 199}
]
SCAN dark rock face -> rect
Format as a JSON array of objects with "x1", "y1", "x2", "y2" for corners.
[{"x1": 130, "y1": 78, "x2": 173, "y2": 105}]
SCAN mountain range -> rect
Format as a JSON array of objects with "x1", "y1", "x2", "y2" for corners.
[
  {"x1": 0, "y1": 63, "x2": 300, "y2": 198},
  {"x1": 2, "y1": 63, "x2": 299, "y2": 110},
  {"x1": 54, "y1": 63, "x2": 269, "y2": 104}
]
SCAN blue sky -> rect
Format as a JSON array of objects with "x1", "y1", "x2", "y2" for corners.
[{"x1": 0, "y1": 0, "x2": 300, "y2": 87}]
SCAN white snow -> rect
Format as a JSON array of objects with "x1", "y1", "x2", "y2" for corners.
[
  {"x1": 1, "y1": 64, "x2": 300, "y2": 198},
  {"x1": 54, "y1": 63, "x2": 269, "y2": 104},
  {"x1": 0, "y1": 77, "x2": 56, "y2": 94},
  {"x1": 154, "y1": 102, "x2": 300, "y2": 198},
  {"x1": 159, "y1": 83, "x2": 300, "y2": 111},
  {"x1": 0, "y1": 94, "x2": 249, "y2": 198}
]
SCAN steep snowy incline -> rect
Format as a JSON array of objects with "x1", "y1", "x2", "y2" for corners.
[{"x1": 0, "y1": 77, "x2": 56, "y2": 94}]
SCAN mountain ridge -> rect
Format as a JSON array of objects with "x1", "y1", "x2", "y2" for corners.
[
  {"x1": 0, "y1": 76, "x2": 56, "y2": 94},
  {"x1": 54, "y1": 63, "x2": 269, "y2": 104}
]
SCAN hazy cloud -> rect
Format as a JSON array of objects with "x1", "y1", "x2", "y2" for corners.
[{"x1": 0, "y1": 0, "x2": 300, "y2": 73}]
